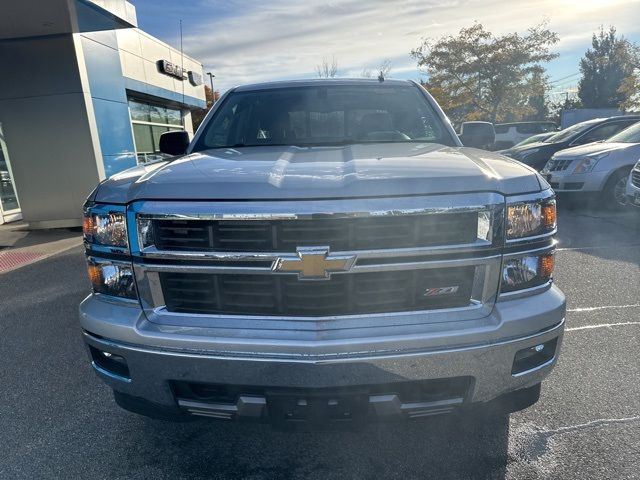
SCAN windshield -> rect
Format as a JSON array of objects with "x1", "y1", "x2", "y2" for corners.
[
  {"x1": 193, "y1": 84, "x2": 455, "y2": 151},
  {"x1": 543, "y1": 121, "x2": 598, "y2": 144},
  {"x1": 606, "y1": 121, "x2": 640, "y2": 143},
  {"x1": 513, "y1": 132, "x2": 552, "y2": 147}
]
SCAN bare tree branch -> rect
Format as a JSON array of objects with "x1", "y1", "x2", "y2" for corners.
[{"x1": 316, "y1": 56, "x2": 338, "y2": 78}]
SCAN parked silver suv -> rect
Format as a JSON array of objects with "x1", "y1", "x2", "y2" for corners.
[
  {"x1": 628, "y1": 159, "x2": 640, "y2": 207},
  {"x1": 80, "y1": 79, "x2": 565, "y2": 426},
  {"x1": 542, "y1": 120, "x2": 640, "y2": 209}
]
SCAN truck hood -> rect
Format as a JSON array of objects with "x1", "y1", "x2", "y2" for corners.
[
  {"x1": 553, "y1": 142, "x2": 638, "y2": 159},
  {"x1": 93, "y1": 143, "x2": 543, "y2": 204}
]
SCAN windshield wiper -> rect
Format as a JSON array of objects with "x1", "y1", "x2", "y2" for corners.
[
  {"x1": 213, "y1": 143, "x2": 304, "y2": 148},
  {"x1": 216, "y1": 143, "x2": 247, "y2": 148},
  {"x1": 211, "y1": 140, "x2": 437, "y2": 149}
]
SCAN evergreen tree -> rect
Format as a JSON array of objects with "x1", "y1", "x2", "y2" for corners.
[{"x1": 578, "y1": 27, "x2": 636, "y2": 109}]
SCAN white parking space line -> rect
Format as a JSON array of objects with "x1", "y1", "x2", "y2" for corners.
[
  {"x1": 567, "y1": 304, "x2": 640, "y2": 313},
  {"x1": 556, "y1": 244, "x2": 640, "y2": 252},
  {"x1": 566, "y1": 321, "x2": 640, "y2": 332},
  {"x1": 540, "y1": 415, "x2": 640, "y2": 436}
]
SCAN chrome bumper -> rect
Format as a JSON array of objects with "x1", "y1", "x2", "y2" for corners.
[{"x1": 80, "y1": 285, "x2": 565, "y2": 410}]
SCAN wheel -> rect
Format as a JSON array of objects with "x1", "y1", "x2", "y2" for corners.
[{"x1": 602, "y1": 170, "x2": 631, "y2": 210}]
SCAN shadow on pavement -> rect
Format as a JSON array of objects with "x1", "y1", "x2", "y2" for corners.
[
  {"x1": 106, "y1": 411, "x2": 510, "y2": 479},
  {"x1": 555, "y1": 201, "x2": 640, "y2": 260}
]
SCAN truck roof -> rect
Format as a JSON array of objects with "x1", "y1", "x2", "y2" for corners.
[{"x1": 233, "y1": 78, "x2": 414, "y2": 92}]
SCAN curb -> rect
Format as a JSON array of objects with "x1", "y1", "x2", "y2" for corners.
[{"x1": 0, "y1": 241, "x2": 82, "y2": 275}]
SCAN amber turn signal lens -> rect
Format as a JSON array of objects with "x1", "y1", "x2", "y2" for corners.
[
  {"x1": 539, "y1": 254, "x2": 555, "y2": 280},
  {"x1": 542, "y1": 202, "x2": 556, "y2": 230},
  {"x1": 87, "y1": 263, "x2": 103, "y2": 288},
  {"x1": 82, "y1": 215, "x2": 94, "y2": 237}
]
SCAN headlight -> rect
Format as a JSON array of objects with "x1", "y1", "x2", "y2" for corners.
[
  {"x1": 572, "y1": 152, "x2": 608, "y2": 174},
  {"x1": 83, "y1": 204, "x2": 128, "y2": 249},
  {"x1": 87, "y1": 258, "x2": 137, "y2": 299},
  {"x1": 506, "y1": 198, "x2": 556, "y2": 239},
  {"x1": 501, "y1": 253, "x2": 554, "y2": 293},
  {"x1": 518, "y1": 148, "x2": 540, "y2": 160}
]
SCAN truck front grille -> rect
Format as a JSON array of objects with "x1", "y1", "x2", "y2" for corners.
[
  {"x1": 160, "y1": 267, "x2": 475, "y2": 316},
  {"x1": 632, "y1": 168, "x2": 640, "y2": 188},
  {"x1": 152, "y1": 213, "x2": 479, "y2": 252}
]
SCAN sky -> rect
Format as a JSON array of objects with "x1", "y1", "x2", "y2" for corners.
[{"x1": 130, "y1": 0, "x2": 640, "y2": 98}]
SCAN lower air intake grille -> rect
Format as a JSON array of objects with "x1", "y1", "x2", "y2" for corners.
[{"x1": 160, "y1": 267, "x2": 475, "y2": 317}]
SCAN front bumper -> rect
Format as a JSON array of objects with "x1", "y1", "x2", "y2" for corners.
[
  {"x1": 80, "y1": 285, "x2": 565, "y2": 419},
  {"x1": 543, "y1": 169, "x2": 608, "y2": 193},
  {"x1": 627, "y1": 175, "x2": 640, "y2": 207}
]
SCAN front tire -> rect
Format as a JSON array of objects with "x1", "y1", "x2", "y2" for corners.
[{"x1": 602, "y1": 170, "x2": 631, "y2": 210}]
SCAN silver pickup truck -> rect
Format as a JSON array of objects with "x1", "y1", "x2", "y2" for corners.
[{"x1": 80, "y1": 79, "x2": 565, "y2": 426}]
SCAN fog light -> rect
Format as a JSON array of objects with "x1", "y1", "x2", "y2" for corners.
[
  {"x1": 89, "y1": 346, "x2": 130, "y2": 380},
  {"x1": 512, "y1": 338, "x2": 558, "y2": 375}
]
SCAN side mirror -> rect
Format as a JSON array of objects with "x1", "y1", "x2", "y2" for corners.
[
  {"x1": 159, "y1": 131, "x2": 190, "y2": 156},
  {"x1": 459, "y1": 121, "x2": 495, "y2": 149}
]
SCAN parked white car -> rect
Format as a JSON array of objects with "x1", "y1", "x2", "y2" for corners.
[
  {"x1": 541, "y1": 121, "x2": 640, "y2": 209},
  {"x1": 627, "y1": 159, "x2": 640, "y2": 207},
  {"x1": 493, "y1": 121, "x2": 557, "y2": 150}
]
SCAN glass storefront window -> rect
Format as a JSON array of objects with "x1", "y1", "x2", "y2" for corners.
[
  {"x1": 166, "y1": 109, "x2": 182, "y2": 126},
  {"x1": 128, "y1": 99, "x2": 184, "y2": 164},
  {"x1": 0, "y1": 156, "x2": 19, "y2": 211},
  {"x1": 129, "y1": 100, "x2": 150, "y2": 122},
  {"x1": 151, "y1": 126, "x2": 171, "y2": 147},
  {"x1": 149, "y1": 105, "x2": 167, "y2": 124},
  {"x1": 132, "y1": 124, "x2": 154, "y2": 153},
  {"x1": 0, "y1": 123, "x2": 20, "y2": 222}
]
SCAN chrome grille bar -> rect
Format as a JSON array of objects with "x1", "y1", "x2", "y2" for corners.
[{"x1": 128, "y1": 193, "x2": 505, "y2": 322}]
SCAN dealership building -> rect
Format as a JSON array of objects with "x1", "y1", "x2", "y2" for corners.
[{"x1": 0, "y1": 0, "x2": 206, "y2": 227}]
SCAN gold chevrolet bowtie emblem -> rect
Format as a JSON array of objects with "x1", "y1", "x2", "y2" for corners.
[{"x1": 273, "y1": 247, "x2": 356, "y2": 280}]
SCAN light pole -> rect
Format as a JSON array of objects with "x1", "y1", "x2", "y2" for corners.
[{"x1": 206, "y1": 72, "x2": 215, "y2": 104}]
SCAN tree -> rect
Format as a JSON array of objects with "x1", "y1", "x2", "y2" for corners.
[
  {"x1": 362, "y1": 59, "x2": 392, "y2": 80},
  {"x1": 316, "y1": 56, "x2": 338, "y2": 78},
  {"x1": 616, "y1": 41, "x2": 640, "y2": 111},
  {"x1": 578, "y1": 27, "x2": 638, "y2": 110},
  {"x1": 548, "y1": 97, "x2": 582, "y2": 125},
  {"x1": 191, "y1": 85, "x2": 220, "y2": 131},
  {"x1": 411, "y1": 22, "x2": 559, "y2": 124},
  {"x1": 525, "y1": 68, "x2": 550, "y2": 121}
]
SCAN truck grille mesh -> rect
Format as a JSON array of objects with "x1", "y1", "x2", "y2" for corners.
[
  {"x1": 160, "y1": 267, "x2": 475, "y2": 316},
  {"x1": 151, "y1": 213, "x2": 478, "y2": 252}
]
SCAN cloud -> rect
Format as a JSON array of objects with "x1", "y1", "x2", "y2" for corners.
[{"x1": 171, "y1": 0, "x2": 640, "y2": 92}]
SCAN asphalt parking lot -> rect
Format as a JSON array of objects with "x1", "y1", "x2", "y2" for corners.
[{"x1": 1, "y1": 204, "x2": 639, "y2": 480}]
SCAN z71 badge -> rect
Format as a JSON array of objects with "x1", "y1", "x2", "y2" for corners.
[{"x1": 423, "y1": 286, "x2": 460, "y2": 297}]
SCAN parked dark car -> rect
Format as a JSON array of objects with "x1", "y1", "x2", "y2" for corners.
[
  {"x1": 497, "y1": 132, "x2": 555, "y2": 156},
  {"x1": 503, "y1": 116, "x2": 640, "y2": 170}
]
